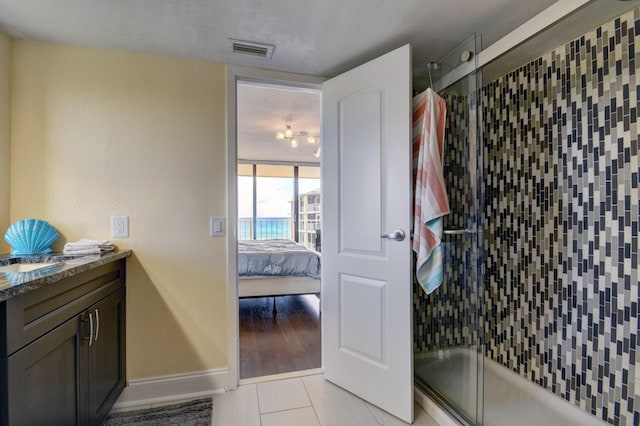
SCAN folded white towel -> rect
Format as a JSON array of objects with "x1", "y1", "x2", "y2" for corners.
[
  {"x1": 64, "y1": 245, "x2": 114, "y2": 252},
  {"x1": 63, "y1": 247, "x2": 103, "y2": 255},
  {"x1": 63, "y1": 238, "x2": 116, "y2": 255},
  {"x1": 64, "y1": 238, "x2": 114, "y2": 249}
]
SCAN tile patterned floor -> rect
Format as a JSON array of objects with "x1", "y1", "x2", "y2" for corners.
[{"x1": 212, "y1": 374, "x2": 440, "y2": 426}]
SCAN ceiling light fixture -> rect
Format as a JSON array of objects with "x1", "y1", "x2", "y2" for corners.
[{"x1": 276, "y1": 120, "x2": 320, "y2": 150}]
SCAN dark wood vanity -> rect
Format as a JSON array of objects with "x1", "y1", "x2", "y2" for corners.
[{"x1": 0, "y1": 255, "x2": 127, "y2": 425}]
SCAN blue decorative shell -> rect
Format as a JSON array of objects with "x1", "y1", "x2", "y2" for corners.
[{"x1": 4, "y1": 219, "x2": 60, "y2": 255}]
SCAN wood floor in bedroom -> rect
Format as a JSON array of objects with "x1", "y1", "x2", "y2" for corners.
[{"x1": 239, "y1": 294, "x2": 321, "y2": 379}]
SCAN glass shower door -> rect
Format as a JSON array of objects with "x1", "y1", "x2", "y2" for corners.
[{"x1": 413, "y1": 33, "x2": 484, "y2": 425}]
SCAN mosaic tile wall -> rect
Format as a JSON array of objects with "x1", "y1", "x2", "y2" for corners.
[
  {"x1": 413, "y1": 92, "x2": 476, "y2": 352},
  {"x1": 483, "y1": 7, "x2": 639, "y2": 424},
  {"x1": 414, "y1": 6, "x2": 639, "y2": 425}
]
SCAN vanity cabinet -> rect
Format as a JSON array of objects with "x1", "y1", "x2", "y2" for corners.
[{"x1": 0, "y1": 259, "x2": 126, "y2": 426}]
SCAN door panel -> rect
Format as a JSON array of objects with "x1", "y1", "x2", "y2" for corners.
[
  {"x1": 5, "y1": 316, "x2": 82, "y2": 426},
  {"x1": 339, "y1": 274, "x2": 387, "y2": 363},
  {"x1": 89, "y1": 288, "x2": 126, "y2": 426},
  {"x1": 339, "y1": 89, "x2": 383, "y2": 255},
  {"x1": 322, "y1": 44, "x2": 413, "y2": 423}
]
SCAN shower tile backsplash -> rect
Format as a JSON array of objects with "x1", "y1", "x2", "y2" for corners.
[
  {"x1": 415, "y1": 6, "x2": 639, "y2": 425},
  {"x1": 413, "y1": 92, "x2": 476, "y2": 351}
]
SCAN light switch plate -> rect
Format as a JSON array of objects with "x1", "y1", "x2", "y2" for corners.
[
  {"x1": 111, "y1": 216, "x2": 129, "y2": 238},
  {"x1": 210, "y1": 216, "x2": 225, "y2": 237}
]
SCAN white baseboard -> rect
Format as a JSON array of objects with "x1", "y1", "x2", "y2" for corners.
[
  {"x1": 414, "y1": 386, "x2": 461, "y2": 426},
  {"x1": 112, "y1": 368, "x2": 228, "y2": 410}
]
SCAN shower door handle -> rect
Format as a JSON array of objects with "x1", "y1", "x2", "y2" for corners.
[
  {"x1": 380, "y1": 229, "x2": 406, "y2": 241},
  {"x1": 444, "y1": 229, "x2": 474, "y2": 235}
]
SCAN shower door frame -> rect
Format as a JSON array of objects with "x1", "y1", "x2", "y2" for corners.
[{"x1": 413, "y1": 32, "x2": 486, "y2": 426}]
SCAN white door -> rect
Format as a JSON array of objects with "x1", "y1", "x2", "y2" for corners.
[{"x1": 322, "y1": 44, "x2": 413, "y2": 422}]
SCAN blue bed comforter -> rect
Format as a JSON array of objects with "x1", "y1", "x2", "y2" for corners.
[{"x1": 238, "y1": 239, "x2": 321, "y2": 279}]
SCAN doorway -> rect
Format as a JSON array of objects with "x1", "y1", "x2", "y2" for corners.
[
  {"x1": 236, "y1": 160, "x2": 322, "y2": 379},
  {"x1": 227, "y1": 70, "x2": 324, "y2": 383},
  {"x1": 226, "y1": 46, "x2": 414, "y2": 422}
]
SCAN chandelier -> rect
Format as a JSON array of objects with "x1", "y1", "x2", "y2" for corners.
[{"x1": 276, "y1": 120, "x2": 321, "y2": 158}]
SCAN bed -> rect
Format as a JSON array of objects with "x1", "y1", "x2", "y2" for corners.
[{"x1": 238, "y1": 239, "x2": 321, "y2": 313}]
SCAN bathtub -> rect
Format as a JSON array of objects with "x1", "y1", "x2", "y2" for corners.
[{"x1": 414, "y1": 348, "x2": 606, "y2": 426}]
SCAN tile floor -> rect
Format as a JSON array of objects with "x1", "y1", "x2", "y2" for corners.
[{"x1": 212, "y1": 374, "x2": 440, "y2": 426}]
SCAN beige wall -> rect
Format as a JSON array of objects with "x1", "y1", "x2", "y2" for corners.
[
  {"x1": 0, "y1": 31, "x2": 10, "y2": 253},
  {"x1": 10, "y1": 41, "x2": 229, "y2": 379}
]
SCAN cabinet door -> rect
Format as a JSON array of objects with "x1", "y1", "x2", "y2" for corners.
[
  {"x1": 88, "y1": 288, "x2": 126, "y2": 426},
  {"x1": 4, "y1": 315, "x2": 87, "y2": 426}
]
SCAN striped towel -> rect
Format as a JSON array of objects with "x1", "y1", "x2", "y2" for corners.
[{"x1": 412, "y1": 88, "x2": 449, "y2": 294}]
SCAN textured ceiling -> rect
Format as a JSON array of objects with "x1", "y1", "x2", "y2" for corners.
[
  {"x1": 237, "y1": 84, "x2": 321, "y2": 163},
  {"x1": 0, "y1": 0, "x2": 557, "y2": 78}
]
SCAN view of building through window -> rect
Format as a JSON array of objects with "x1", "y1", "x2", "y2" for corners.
[
  {"x1": 298, "y1": 166, "x2": 321, "y2": 251},
  {"x1": 238, "y1": 163, "x2": 321, "y2": 251}
]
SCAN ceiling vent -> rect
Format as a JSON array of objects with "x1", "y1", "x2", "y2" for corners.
[{"x1": 229, "y1": 39, "x2": 274, "y2": 59}]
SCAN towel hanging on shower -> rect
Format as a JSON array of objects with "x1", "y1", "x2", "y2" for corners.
[{"x1": 412, "y1": 88, "x2": 449, "y2": 294}]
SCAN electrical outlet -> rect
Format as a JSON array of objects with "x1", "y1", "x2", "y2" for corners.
[{"x1": 111, "y1": 216, "x2": 129, "y2": 238}]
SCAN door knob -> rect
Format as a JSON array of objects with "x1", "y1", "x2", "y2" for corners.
[{"x1": 380, "y1": 229, "x2": 405, "y2": 241}]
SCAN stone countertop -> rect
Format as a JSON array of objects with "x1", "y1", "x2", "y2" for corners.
[{"x1": 0, "y1": 250, "x2": 132, "y2": 302}]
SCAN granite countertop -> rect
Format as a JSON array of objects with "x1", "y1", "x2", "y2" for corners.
[{"x1": 0, "y1": 250, "x2": 132, "y2": 302}]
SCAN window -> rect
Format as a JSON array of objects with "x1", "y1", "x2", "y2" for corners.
[
  {"x1": 255, "y1": 165, "x2": 294, "y2": 240},
  {"x1": 237, "y1": 164, "x2": 254, "y2": 240},
  {"x1": 238, "y1": 163, "x2": 321, "y2": 251},
  {"x1": 298, "y1": 166, "x2": 321, "y2": 250}
]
